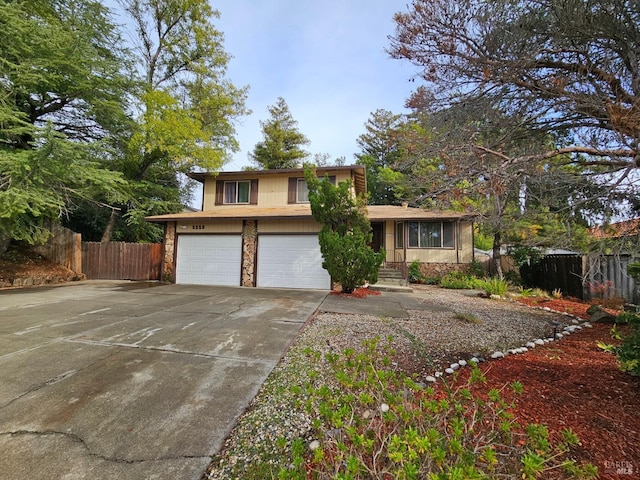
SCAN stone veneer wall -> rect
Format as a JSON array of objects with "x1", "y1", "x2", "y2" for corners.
[
  {"x1": 241, "y1": 220, "x2": 257, "y2": 287},
  {"x1": 163, "y1": 222, "x2": 176, "y2": 282},
  {"x1": 419, "y1": 262, "x2": 469, "y2": 279}
]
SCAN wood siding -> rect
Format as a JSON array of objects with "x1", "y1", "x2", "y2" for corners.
[
  {"x1": 203, "y1": 171, "x2": 355, "y2": 209},
  {"x1": 176, "y1": 220, "x2": 243, "y2": 233},
  {"x1": 384, "y1": 221, "x2": 474, "y2": 264}
]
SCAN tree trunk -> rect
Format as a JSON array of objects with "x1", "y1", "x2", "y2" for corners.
[
  {"x1": 0, "y1": 231, "x2": 11, "y2": 255},
  {"x1": 101, "y1": 209, "x2": 119, "y2": 242},
  {"x1": 492, "y1": 232, "x2": 503, "y2": 280}
]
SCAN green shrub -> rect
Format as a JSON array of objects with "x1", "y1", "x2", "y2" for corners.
[
  {"x1": 439, "y1": 271, "x2": 477, "y2": 289},
  {"x1": 281, "y1": 337, "x2": 596, "y2": 480},
  {"x1": 466, "y1": 259, "x2": 486, "y2": 277},
  {"x1": 612, "y1": 312, "x2": 640, "y2": 376},
  {"x1": 408, "y1": 260, "x2": 424, "y2": 283},
  {"x1": 475, "y1": 277, "x2": 510, "y2": 296}
]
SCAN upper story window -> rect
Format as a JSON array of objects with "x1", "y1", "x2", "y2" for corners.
[
  {"x1": 224, "y1": 181, "x2": 250, "y2": 204},
  {"x1": 215, "y1": 179, "x2": 258, "y2": 205},
  {"x1": 288, "y1": 176, "x2": 336, "y2": 204},
  {"x1": 408, "y1": 221, "x2": 454, "y2": 248},
  {"x1": 297, "y1": 178, "x2": 310, "y2": 203}
]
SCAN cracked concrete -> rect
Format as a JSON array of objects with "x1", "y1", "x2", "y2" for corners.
[{"x1": 0, "y1": 281, "x2": 327, "y2": 480}]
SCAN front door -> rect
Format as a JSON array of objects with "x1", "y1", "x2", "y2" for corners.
[{"x1": 371, "y1": 222, "x2": 384, "y2": 253}]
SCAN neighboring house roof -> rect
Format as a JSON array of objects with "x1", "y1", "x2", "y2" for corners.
[{"x1": 590, "y1": 218, "x2": 640, "y2": 239}]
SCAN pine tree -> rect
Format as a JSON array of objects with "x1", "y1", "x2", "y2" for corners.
[{"x1": 250, "y1": 98, "x2": 310, "y2": 169}]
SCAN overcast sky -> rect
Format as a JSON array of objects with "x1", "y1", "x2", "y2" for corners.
[{"x1": 212, "y1": 0, "x2": 417, "y2": 171}]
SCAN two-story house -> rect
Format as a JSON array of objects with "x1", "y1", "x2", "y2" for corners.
[{"x1": 146, "y1": 165, "x2": 475, "y2": 289}]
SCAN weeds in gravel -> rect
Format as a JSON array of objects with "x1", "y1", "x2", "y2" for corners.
[
  {"x1": 454, "y1": 311, "x2": 482, "y2": 324},
  {"x1": 438, "y1": 271, "x2": 477, "y2": 289},
  {"x1": 277, "y1": 337, "x2": 596, "y2": 480}
]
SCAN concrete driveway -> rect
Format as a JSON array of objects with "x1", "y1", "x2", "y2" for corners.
[{"x1": 0, "y1": 281, "x2": 326, "y2": 480}]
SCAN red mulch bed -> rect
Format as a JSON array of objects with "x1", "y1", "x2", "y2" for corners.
[
  {"x1": 452, "y1": 297, "x2": 640, "y2": 479},
  {"x1": 329, "y1": 287, "x2": 382, "y2": 298},
  {"x1": 327, "y1": 290, "x2": 639, "y2": 476}
]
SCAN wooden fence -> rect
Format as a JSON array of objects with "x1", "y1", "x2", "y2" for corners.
[
  {"x1": 82, "y1": 242, "x2": 162, "y2": 281},
  {"x1": 583, "y1": 254, "x2": 639, "y2": 304},
  {"x1": 521, "y1": 254, "x2": 639, "y2": 304},
  {"x1": 34, "y1": 222, "x2": 82, "y2": 274}
]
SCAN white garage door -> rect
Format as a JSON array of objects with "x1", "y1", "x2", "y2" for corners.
[
  {"x1": 257, "y1": 235, "x2": 331, "y2": 289},
  {"x1": 176, "y1": 235, "x2": 242, "y2": 286}
]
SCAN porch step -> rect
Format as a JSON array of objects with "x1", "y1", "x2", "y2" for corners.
[
  {"x1": 370, "y1": 265, "x2": 412, "y2": 293},
  {"x1": 377, "y1": 268, "x2": 404, "y2": 279},
  {"x1": 369, "y1": 283, "x2": 414, "y2": 293}
]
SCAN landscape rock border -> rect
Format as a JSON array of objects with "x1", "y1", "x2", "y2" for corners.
[{"x1": 426, "y1": 300, "x2": 594, "y2": 382}]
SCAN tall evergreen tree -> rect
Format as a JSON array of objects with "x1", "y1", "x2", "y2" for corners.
[
  {"x1": 0, "y1": 0, "x2": 131, "y2": 252},
  {"x1": 250, "y1": 97, "x2": 310, "y2": 169}
]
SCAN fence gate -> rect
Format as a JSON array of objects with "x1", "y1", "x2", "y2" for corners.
[{"x1": 82, "y1": 242, "x2": 162, "y2": 280}]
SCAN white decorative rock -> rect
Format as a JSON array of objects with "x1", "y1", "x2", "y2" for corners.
[
  {"x1": 450, "y1": 363, "x2": 460, "y2": 370},
  {"x1": 459, "y1": 360, "x2": 467, "y2": 367},
  {"x1": 380, "y1": 403, "x2": 390, "y2": 413},
  {"x1": 584, "y1": 322, "x2": 593, "y2": 328},
  {"x1": 491, "y1": 351, "x2": 505, "y2": 359},
  {"x1": 470, "y1": 357, "x2": 479, "y2": 363},
  {"x1": 571, "y1": 319, "x2": 580, "y2": 325},
  {"x1": 445, "y1": 368, "x2": 455, "y2": 374},
  {"x1": 309, "y1": 440, "x2": 321, "y2": 451},
  {"x1": 534, "y1": 339, "x2": 545, "y2": 345},
  {"x1": 526, "y1": 342, "x2": 536, "y2": 348},
  {"x1": 543, "y1": 307, "x2": 552, "y2": 311},
  {"x1": 435, "y1": 371, "x2": 442, "y2": 377},
  {"x1": 425, "y1": 375, "x2": 437, "y2": 383},
  {"x1": 521, "y1": 347, "x2": 528, "y2": 352}
]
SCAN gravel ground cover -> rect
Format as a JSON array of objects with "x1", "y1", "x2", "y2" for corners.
[{"x1": 204, "y1": 286, "x2": 574, "y2": 479}]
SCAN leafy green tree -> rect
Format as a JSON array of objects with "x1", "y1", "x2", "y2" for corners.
[
  {"x1": 0, "y1": 0, "x2": 131, "y2": 252},
  {"x1": 304, "y1": 167, "x2": 385, "y2": 293},
  {"x1": 250, "y1": 97, "x2": 310, "y2": 169},
  {"x1": 0, "y1": 127, "x2": 126, "y2": 251},
  {"x1": 94, "y1": 0, "x2": 249, "y2": 241}
]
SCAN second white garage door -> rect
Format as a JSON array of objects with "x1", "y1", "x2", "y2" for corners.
[
  {"x1": 176, "y1": 234, "x2": 242, "y2": 286},
  {"x1": 257, "y1": 235, "x2": 331, "y2": 289}
]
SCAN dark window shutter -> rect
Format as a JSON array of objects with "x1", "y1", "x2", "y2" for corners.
[
  {"x1": 250, "y1": 179, "x2": 258, "y2": 204},
  {"x1": 215, "y1": 180, "x2": 224, "y2": 205},
  {"x1": 328, "y1": 175, "x2": 336, "y2": 185},
  {"x1": 288, "y1": 177, "x2": 297, "y2": 204}
]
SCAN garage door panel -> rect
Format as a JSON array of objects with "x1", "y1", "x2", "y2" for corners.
[
  {"x1": 257, "y1": 235, "x2": 330, "y2": 289},
  {"x1": 176, "y1": 235, "x2": 241, "y2": 286}
]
